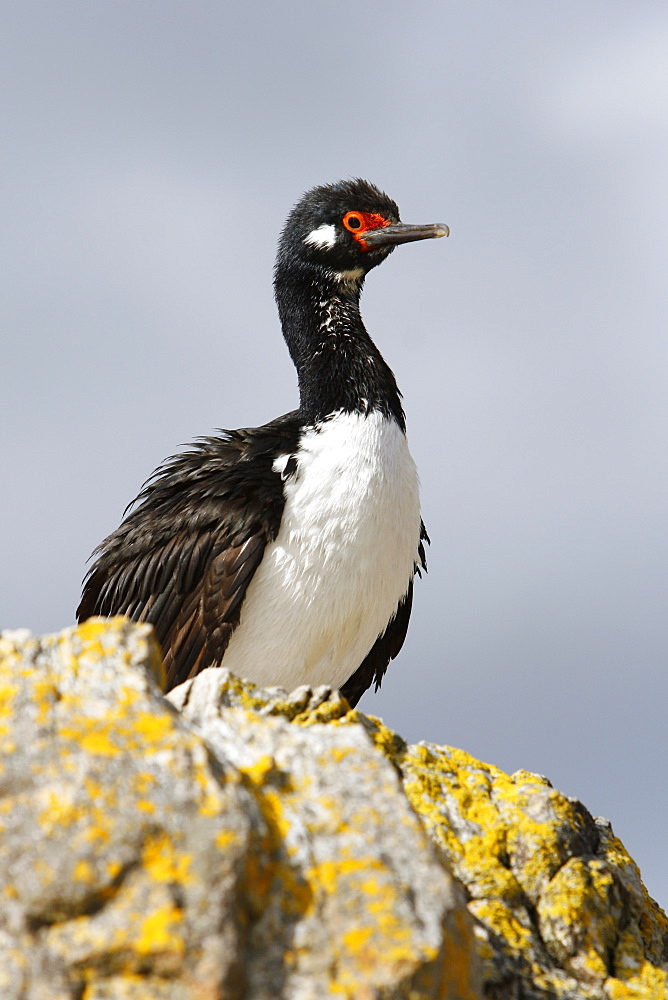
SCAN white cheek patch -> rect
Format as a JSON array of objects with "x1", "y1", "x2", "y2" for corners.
[{"x1": 304, "y1": 223, "x2": 337, "y2": 249}]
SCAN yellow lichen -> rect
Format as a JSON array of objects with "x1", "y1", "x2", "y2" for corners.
[
  {"x1": 605, "y1": 963, "x2": 668, "y2": 999},
  {"x1": 239, "y1": 755, "x2": 313, "y2": 917},
  {"x1": 67, "y1": 728, "x2": 120, "y2": 756},
  {"x1": 142, "y1": 832, "x2": 192, "y2": 885},
  {"x1": 135, "y1": 800, "x2": 156, "y2": 814},
  {"x1": 469, "y1": 898, "x2": 533, "y2": 954},
  {"x1": 342, "y1": 925, "x2": 373, "y2": 952},
  {"x1": 135, "y1": 903, "x2": 185, "y2": 957},
  {"x1": 0, "y1": 681, "x2": 20, "y2": 712},
  {"x1": 310, "y1": 856, "x2": 379, "y2": 896},
  {"x1": 538, "y1": 857, "x2": 620, "y2": 982},
  {"x1": 83, "y1": 824, "x2": 111, "y2": 846},
  {"x1": 74, "y1": 859, "x2": 95, "y2": 883},
  {"x1": 215, "y1": 829, "x2": 239, "y2": 851},
  {"x1": 0, "y1": 679, "x2": 19, "y2": 747}
]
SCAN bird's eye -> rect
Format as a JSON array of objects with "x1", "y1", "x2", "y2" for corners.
[{"x1": 343, "y1": 212, "x2": 363, "y2": 232}]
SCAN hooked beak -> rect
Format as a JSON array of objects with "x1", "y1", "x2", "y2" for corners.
[{"x1": 361, "y1": 221, "x2": 450, "y2": 249}]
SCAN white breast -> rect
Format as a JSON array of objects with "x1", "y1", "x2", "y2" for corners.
[{"x1": 221, "y1": 410, "x2": 422, "y2": 691}]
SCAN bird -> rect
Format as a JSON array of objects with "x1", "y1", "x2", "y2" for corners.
[{"x1": 77, "y1": 179, "x2": 448, "y2": 706}]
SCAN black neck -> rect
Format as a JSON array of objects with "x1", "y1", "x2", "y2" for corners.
[{"x1": 274, "y1": 260, "x2": 405, "y2": 430}]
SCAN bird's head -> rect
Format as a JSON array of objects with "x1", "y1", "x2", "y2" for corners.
[{"x1": 276, "y1": 178, "x2": 449, "y2": 281}]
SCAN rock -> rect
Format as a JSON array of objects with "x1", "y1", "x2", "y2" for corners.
[
  {"x1": 397, "y1": 750, "x2": 668, "y2": 999},
  {"x1": 0, "y1": 620, "x2": 479, "y2": 1000},
  {"x1": 1, "y1": 620, "x2": 666, "y2": 999},
  {"x1": 0, "y1": 619, "x2": 261, "y2": 999},
  {"x1": 170, "y1": 663, "x2": 668, "y2": 999}
]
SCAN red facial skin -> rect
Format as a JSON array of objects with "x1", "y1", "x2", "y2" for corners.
[{"x1": 342, "y1": 211, "x2": 391, "y2": 251}]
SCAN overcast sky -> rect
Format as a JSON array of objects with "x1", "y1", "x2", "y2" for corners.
[{"x1": 2, "y1": 1, "x2": 667, "y2": 906}]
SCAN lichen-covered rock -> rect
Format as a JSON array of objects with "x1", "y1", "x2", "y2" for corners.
[
  {"x1": 397, "y1": 747, "x2": 668, "y2": 999},
  {"x1": 2, "y1": 619, "x2": 666, "y2": 999},
  {"x1": 0, "y1": 620, "x2": 261, "y2": 999},
  {"x1": 168, "y1": 667, "x2": 478, "y2": 1000},
  {"x1": 171, "y1": 663, "x2": 668, "y2": 1000},
  {"x1": 0, "y1": 620, "x2": 479, "y2": 1000}
]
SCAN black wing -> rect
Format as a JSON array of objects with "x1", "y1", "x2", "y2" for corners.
[
  {"x1": 340, "y1": 519, "x2": 429, "y2": 708},
  {"x1": 77, "y1": 413, "x2": 301, "y2": 691}
]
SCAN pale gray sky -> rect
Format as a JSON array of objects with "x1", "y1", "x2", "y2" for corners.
[{"x1": 2, "y1": 2, "x2": 667, "y2": 906}]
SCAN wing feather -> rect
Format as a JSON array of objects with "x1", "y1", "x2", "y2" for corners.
[
  {"x1": 77, "y1": 413, "x2": 301, "y2": 692},
  {"x1": 340, "y1": 582, "x2": 414, "y2": 708}
]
